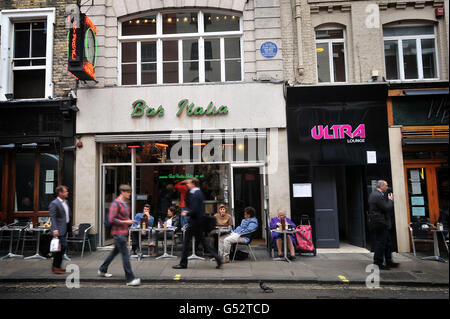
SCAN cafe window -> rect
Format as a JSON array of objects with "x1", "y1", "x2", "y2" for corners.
[
  {"x1": 315, "y1": 28, "x2": 347, "y2": 83},
  {"x1": 14, "y1": 149, "x2": 59, "y2": 213},
  {"x1": 383, "y1": 24, "x2": 439, "y2": 81},
  {"x1": 119, "y1": 11, "x2": 242, "y2": 85}
]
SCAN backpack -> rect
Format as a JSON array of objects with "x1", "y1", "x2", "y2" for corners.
[{"x1": 104, "y1": 200, "x2": 120, "y2": 228}]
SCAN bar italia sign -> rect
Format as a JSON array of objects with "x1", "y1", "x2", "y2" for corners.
[{"x1": 131, "y1": 99, "x2": 229, "y2": 118}]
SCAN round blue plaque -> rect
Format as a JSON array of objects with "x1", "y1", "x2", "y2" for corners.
[{"x1": 260, "y1": 41, "x2": 278, "y2": 58}]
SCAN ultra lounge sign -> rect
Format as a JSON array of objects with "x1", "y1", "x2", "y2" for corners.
[{"x1": 311, "y1": 124, "x2": 366, "y2": 143}]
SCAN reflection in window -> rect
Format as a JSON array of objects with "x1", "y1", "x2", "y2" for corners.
[
  {"x1": 102, "y1": 144, "x2": 131, "y2": 163},
  {"x1": 204, "y1": 13, "x2": 240, "y2": 32},
  {"x1": 163, "y1": 12, "x2": 198, "y2": 34},
  {"x1": 15, "y1": 153, "x2": 35, "y2": 211},
  {"x1": 122, "y1": 16, "x2": 157, "y2": 36}
]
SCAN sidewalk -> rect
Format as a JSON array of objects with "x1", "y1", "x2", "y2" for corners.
[{"x1": 0, "y1": 245, "x2": 448, "y2": 286}]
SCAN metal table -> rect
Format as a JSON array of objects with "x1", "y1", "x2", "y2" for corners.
[
  {"x1": 155, "y1": 227, "x2": 177, "y2": 260},
  {"x1": 24, "y1": 227, "x2": 50, "y2": 260},
  {"x1": 186, "y1": 228, "x2": 204, "y2": 261},
  {"x1": 1, "y1": 224, "x2": 27, "y2": 260},
  {"x1": 130, "y1": 227, "x2": 152, "y2": 260},
  {"x1": 270, "y1": 228, "x2": 297, "y2": 263},
  {"x1": 422, "y1": 229, "x2": 448, "y2": 263}
]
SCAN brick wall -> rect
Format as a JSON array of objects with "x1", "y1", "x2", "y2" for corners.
[{"x1": 1, "y1": 0, "x2": 78, "y2": 98}]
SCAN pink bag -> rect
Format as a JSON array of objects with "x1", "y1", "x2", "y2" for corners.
[{"x1": 295, "y1": 225, "x2": 315, "y2": 252}]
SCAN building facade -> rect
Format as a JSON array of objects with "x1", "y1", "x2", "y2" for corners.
[
  {"x1": 281, "y1": 0, "x2": 449, "y2": 251},
  {"x1": 74, "y1": 0, "x2": 291, "y2": 246},
  {"x1": 0, "y1": 1, "x2": 78, "y2": 226}
]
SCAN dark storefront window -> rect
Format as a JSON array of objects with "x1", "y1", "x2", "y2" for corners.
[
  {"x1": 102, "y1": 144, "x2": 131, "y2": 163},
  {"x1": 15, "y1": 153, "x2": 36, "y2": 212},
  {"x1": 38, "y1": 153, "x2": 59, "y2": 211},
  {"x1": 393, "y1": 96, "x2": 449, "y2": 126},
  {"x1": 0, "y1": 153, "x2": 3, "y2": 211}
]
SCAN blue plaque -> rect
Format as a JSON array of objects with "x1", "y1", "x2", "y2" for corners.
[{"x1": 260, "y1": 41, "x2": 278, "y2": 58}]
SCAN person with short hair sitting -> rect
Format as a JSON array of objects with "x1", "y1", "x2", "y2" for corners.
[
  {"x1": 131, "y1": 204, "x2": 154, "y2": 255},
  {"x1": 270, "y1": 210, "x2": 296, "y2": 260},
  {"x1": 219, "y1": 207, "x2": 258, "y2": 263}
]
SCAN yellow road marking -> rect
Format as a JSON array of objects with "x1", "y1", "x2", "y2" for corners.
[
  {"x1": 174, "y1": 274, "x2": 181, "y2": 281},
  {"x1": 338, "y1": 275, "x2": 349, "y2": 283}
]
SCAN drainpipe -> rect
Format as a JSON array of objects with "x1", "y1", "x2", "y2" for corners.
[{"x1": 295, "y1": 0, "x2": 305, "y2": 83}]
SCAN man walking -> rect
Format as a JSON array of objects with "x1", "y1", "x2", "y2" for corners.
[
  {"x1": 173, "y1": 178, "x2": 223, "y2": 269},
  {"x1": 98, "y1": 184, "x2": 141, "y2": 286},
  {"x1": 49, "y1": 185, "x2": 72, "y2": 274},
  {"x1": 368, "y1": 180, "x2": 399, "y2": 270}
]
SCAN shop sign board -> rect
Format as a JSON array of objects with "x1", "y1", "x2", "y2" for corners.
[
  {"x1": 131, "y1": 98, "x2": 228, "y2": 118},
  {"x1": 311, "y1": 124, "x2": 366, "y2": 143}
]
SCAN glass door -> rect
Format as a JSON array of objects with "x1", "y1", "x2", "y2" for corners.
[{"x1": 102, "y1": 166, "x2": 131, "y2": 246}]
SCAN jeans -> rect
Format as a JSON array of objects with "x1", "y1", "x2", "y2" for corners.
[
  {"x1": 52, "y1": 236, "x2": 67, "y2": 268},
  {"x1": 219, "y1": 232, "x2": 247, "y2": 260},
  {"x1": 373, "y1": 227, "x2": 393, "y2": 266},
  {"x1": 99, "y1": 235, "x2": 135, "y2": 282}
]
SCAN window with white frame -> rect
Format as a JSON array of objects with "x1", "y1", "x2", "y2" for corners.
[
  {"x1": 383, "y1": 25, "x2": 439, "y2": 81},
  {"x1": 119, "y1": 11, "x2": 243, "y2": 85},
  {"x1": 0, "y1": 8, "x2": 55, "y2": 100},
  {"x1": 315, "y1": 28, "x2": 347, "y2": 83}
]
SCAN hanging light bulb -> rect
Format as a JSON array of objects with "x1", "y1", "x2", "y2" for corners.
[
  {"x1": 231, "y1": 16, "x2": 235, "y2": 20},
  {"x1": 144, "y1": 19, "x2": 148, "y2": 23},
  {"x1": 168, "y1": 17, "x2": 172, "y2": 23},
  {"x1": 152, "y1": 18, "x2": 156, "y2": 23},
  {"x1": 224, "y1": 16, "x2": 227, "y2": 20},
  {"x1": 176, "y1": 18, "x2": 180, "y2": 22},
  {"x1": 136, "y1": 19, "x2": 140, "y2": 24},
  {"x1": 183, "y1": 17, "x2": 188, "y2": 22}
]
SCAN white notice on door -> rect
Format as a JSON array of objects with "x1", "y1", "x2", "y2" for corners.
[
  {"x1": 367, "y1": 151, "x2": 377, "y2": 164},
  {"x1": 293, "y1": 183, "x2": 312, "y2": 198}
]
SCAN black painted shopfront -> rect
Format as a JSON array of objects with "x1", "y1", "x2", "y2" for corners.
[
  {"x1": 286, "y1": 84, "x2": 392, "y2": 249},
  {"x1": 0, "y1": 98, "x2": 77, "y2": 225}
]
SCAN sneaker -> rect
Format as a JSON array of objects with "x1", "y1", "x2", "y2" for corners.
[
  {"x1": 126, "y1": 278, "x2": 141, "y2": 286},
  {"x1": 98, "y1": 270, "x2": 112, "y2": 278},
  {"x1": 221, "y1": 258, "x2": 230, "y2": 264}
]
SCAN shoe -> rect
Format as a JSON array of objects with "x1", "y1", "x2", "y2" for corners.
[
  {"x1": 98, "y1": 270, "x2": 113, "y2": 278},
  {"x1": 172, "y1": 264, "x2": 187, "y2": 269},
  {"x1": 216, "y1": 259, "x2": 223, "y2": 269},
  {"x1": 152, "y1": 252, "x2": 158, "y2": 257},
  {"x1": 386, "y1": 262, "x2": 400, "y2": 268},
  {"x1": 288, "y1": 255, "x2": 296, "y2": 261},
  {"x1": 221, "y1": 259, "x2": 230, "y2": 264},
  {"x1": 149, "y1": 242, "x2": 156, "y2": 247},
  {"x1": 52, "y1": 266, "x2": 65, "y2": 274},
  {"x1": 126, "y1": 278, "x2": 141, "y2": 286}
]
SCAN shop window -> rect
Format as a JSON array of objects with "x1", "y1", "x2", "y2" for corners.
[
  {"x1": 14, "y1": 150, "x2": 60, "y2": 213},
  {"x1": 393, "y1": 96, "x2": 449, "y2": 126},
  {"x1": 383, "y1": 25, "x2": 438, "y2": 81},
  {"x1": 102, "y1": 144, "x2": 131, "y2": 163},
  {"x1": 119, "y1": 11, "x2": 242, "y2": 85},
  {"x1": 315, "y1": 28, "x2": 347, "y2": 83}
]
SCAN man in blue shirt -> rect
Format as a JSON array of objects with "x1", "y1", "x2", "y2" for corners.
[
  {"x1": 131, "y1": 204, "x2": 154, "y2": 255},
  {"x1": 219, "y1": 207, "x2": 258, "y2": 263}
]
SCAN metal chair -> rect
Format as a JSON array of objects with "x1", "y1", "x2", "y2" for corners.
[
  {"x1": 66, "y1": 223, "x2": 92, "y2": 258},
  {"x1": 231, "y1": 231, "x2": 257, "y2": 262},
  {"x1": 409, "y1": 222, "x2": 434, "y2": 256}
]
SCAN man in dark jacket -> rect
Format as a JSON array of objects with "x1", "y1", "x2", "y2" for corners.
[
  {"x1": 173, "y1": 178, "x2": 223, "y2": 269},
  {"x1": 368, "y1": 180, "x2": 399, "y2": 270}
]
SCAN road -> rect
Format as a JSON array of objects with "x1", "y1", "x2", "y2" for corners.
[{"x1": 0, "y1": 281, "x2": 447, "y2": 299}]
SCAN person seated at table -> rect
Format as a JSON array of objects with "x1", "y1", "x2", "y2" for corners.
[
  {"x1": 270, "y1": 210, "x2": 297, "y2": 260},
  {"x1": 210, "y1": 205, "x2": 233, "y2": 249},
  {"x1": 131, "y1": 204, "x2": 154, "y2": 255},
  {"x1": 151, "y1": 206, "x2": 180, "y2": 257},
  {"x1": 219, "y1": 207, "x2": 258, "y2": 263}
]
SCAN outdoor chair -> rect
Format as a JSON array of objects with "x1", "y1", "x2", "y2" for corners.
[
  {"x1": 66, "y1": 223, "x2": 92, "y2": 258},
  {"x1": 231, "y1": 230, "x2": 257, "y2": 263},
  {"x1": 409, "y1": 222, "x2": 434, "y2": 256}
]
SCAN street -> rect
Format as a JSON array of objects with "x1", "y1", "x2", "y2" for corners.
[{"x1": 0, "y1": 281, "x2": 447, "y2": 299}]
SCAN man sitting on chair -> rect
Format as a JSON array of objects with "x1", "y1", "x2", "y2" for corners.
[{"x1": 219, "y1": 207, "x2": 258, "y2": 263}]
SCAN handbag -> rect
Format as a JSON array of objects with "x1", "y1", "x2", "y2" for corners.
[{"x1": 50, "y1": 237, "x2": 61, "y2": 252}]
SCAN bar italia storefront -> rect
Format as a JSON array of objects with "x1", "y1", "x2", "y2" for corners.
[
  {"x1": 286, "y1": 83, "x2": 393, "y2": 250},
  {"x1": 75, "y1": 83, "x2": 289, "y2": 247}
]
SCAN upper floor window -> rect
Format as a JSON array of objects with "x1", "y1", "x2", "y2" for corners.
[
  {"x1": 383, "y1": 25, "x2": 439, "y2": 81},
  {"x1": 13, "y1": 21, "x2": 47, "y2": 99},
  {"x1": 0, "y1": 8, "x2": 55, "y2": 101},
  {"x1": 315, "y1": 28, "x2": 347, "y2": 83},
  {"x1": 119, "y1": 11, "x2": 242, "y2": 86}
]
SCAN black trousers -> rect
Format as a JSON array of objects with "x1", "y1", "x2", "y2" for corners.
[
  {"x1": 373, "y1": 227, "x2": 393, "y2": 266},
  {"x1": 180, "y1": 225, "x2": 221, "y2": 267},
  {"x1": 52, "y1": 236, "x2": 67, "y2": 268}
]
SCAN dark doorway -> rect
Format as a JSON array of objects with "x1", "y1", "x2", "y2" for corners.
[{"x1": 233, "y1": 167, "x2": 263, "y2": 239}]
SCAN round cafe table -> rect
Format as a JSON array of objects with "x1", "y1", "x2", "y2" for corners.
[
  {"x1": 130, "y1": 227, "x2": 152, "y2": 260},
  {"x1": 24, "y1": 227, "x2": 50, "y2": 260},
  {"x1": 154, "y1": 227, "x2": 177, "y2": 260},
  {"x1": 270, "y1": 228, "x2": 297, "y2": 263}
]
